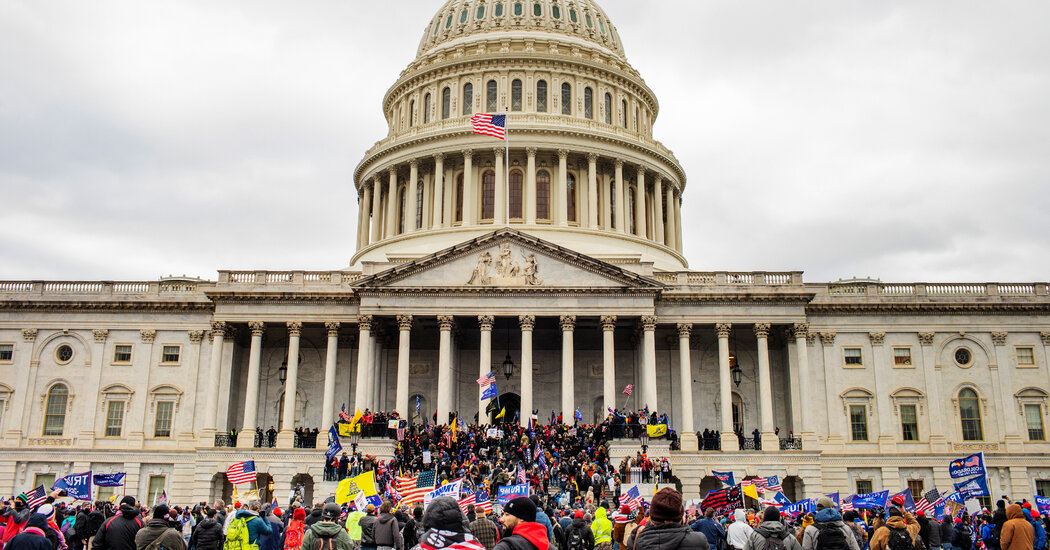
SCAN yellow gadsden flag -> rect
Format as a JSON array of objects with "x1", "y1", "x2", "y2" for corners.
[
  {"x1": 495, "y1": 408, "x2": 506, "y2": 419},
  {"x1": 337, "y1": 422, "x2": 360, "y2": 437},
  {"x1": 646, "y1": 424, "x2": 668, "y2": 438},
  {"x1": 349, "y1": 408, "x2": 364, "y2": 427},
  {"x1": 337, "y1": 470, "x2": 378, "y2": 504},
  {"x1": 742, "y1": 483, "x2": 760, "y2": 501}
]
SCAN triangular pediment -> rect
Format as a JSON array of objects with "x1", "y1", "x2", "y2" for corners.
[{"x1": 352, "y1": 229, "x2": 664, "y2": 291}]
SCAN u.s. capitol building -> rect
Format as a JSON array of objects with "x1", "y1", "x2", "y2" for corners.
[{"x1": 2, "y1": 0, "x2": 1048, "y2": 505}]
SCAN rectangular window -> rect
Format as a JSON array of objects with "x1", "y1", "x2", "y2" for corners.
[
  {"x1": 147, "y1": 475, "x2": 166, "y2": 504},
  {"x1": 1026, "y1": 404, "x2": 1045, "y2": 441},
  {"x1": 850, "y1": 405, "x2": 868, "y2": 441},
  {"x1": 34, "y1": 474, "x2": 56, "y2": 490},
  {"x1": 161, "y1": 345, "x2": 181, "y2": 364},
  {"x1": 114, "y1": 344, "x2": 133, "y2": 363},
  {"x1": 105, "y1": 401, "x2": 125, "y2": 437},
  {"x1": 907, "y1": 479, "x2": 925, "y2": 502},
  {"x1": 0, "y1": 344, "x2": 12, "y2": 362},
  {"x1": 844, "y1": 348, "x2": 863, "y2": 366},
  {"x1": 855, "y1": 479, "x2": 873, "y2": 495},
  {"x1": 1037, "y1": 480, "x2": 1050, "y2": 498},
  {"x1": 154, "y1": 401, "x2": 174, "y2": 438},
  {"x1": 900, "y1": 404, "x2": 919, "y2": 441},
  {"x1": 1017, "y1": 347, "x2": 1035, "y2": 366},
  {"x1": 96, "y1": 486, "x2": 115, "y2": 503},
  {"x1": 893, "y1": 347, "x2": 912, "y2": 366}
]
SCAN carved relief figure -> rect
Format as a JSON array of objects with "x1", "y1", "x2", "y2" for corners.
[
  {"x1": 495, "y1": 243, "x2": 521, "y2": 277},
  {"x1": 467, "y1": 252, "x2": 492, "y2": 285},
  {"x1": 522, "y1": 252, "x2": 542, "y2": 286}
]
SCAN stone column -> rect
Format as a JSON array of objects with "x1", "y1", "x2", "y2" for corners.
[
  {"x1": 674, "y1": 191, "x2": 684, "y2": 252},
  {"x1": 436, "y1": 315, "x2": 454, "y2": 424},
  {"x1": 525, "y1": 148, "x2": 537, "y2": 224},
  {"x1": 520, "y1": 315, "x2": 535, "y2": 427},
  {"x1": 462, "y1": 150, "x2": 475, "y2": 225},
  {"x1": 385, "y1": 167, "x2": 398, "y2": 236},
  {"x1": 321, "y1": 322, "x2": 339, "y2": 428},
  {"x1": 433, "y1": 154, "x2": 445, "y2": 228},
  {"x1": 204, "y1": 322, "x2": 227, "y2": 433},
  {"x1": 478, "y1": 316, "x2": 494, "y2": 420},
  {"x1": 354, "y1": 316, "x2": 373, "y2": 411},
  {"x1": 601, "y1": 316, "x2": 617, "y2": 415},
  {"x1": 917, "y1": 332, "x2": 947, "y2": 452},
  {"x1": 654, "y1": 176, "x2": 665, "y2": 245},
  {"x1": 370, "y1": 176, "x2": 384, "y2": 242},
  {"x1": 408, "y1": 160, "x2": 419, "y2": 232},
  {"x1": 358, "y1": 184, "x2": 372, "y2": 249},
  {"x1": 716, "y1": 323, "x2": 738, "y2": 450},
  {"x1": 560, "y1": 315, "x2": 576, "y2": 422},
  {"x1": 587, "y1": 153, "x2": 599, "y2": 229},
  {"x1": 992, "y1": 331, "x2": 1024, "y2": 451},
  {"x1": 635, "y1": 167, "x2": 646, "y2": 237},
  {"x1": 237, "y1": 322, "x2": 264, "y2": 448},
  {"x1": 665, "y1": 184, "x2": 676, "y2": 249},
  {"x1": 793, "y1": 323, "x2": 818, "y2": 447},
  {"x1": 278, "y1": 321, "x2": 302, "y2": 446},
  {"x1": 395, "y1": 315, "x2": 413, "y2": 419},
  {"x1": 820, "y1": 332, "x2": 845, "y2": 448},
  {"x1": 677, "y1": 324, "x2": 696, "y2": 449},
  {"x1": 556, "y1": 150, "x2": 569, "y2": 225},
  {"x1": 641, "y1": 315, "x2": 658, "y2": 410},
  {"x1": 754, "y1": 323, "x2": 778, "y2": 451},
  {"x1": 614, "y1": 160, "x2": 625, "y2": 232},
  {"x1": 494, "y1": 149, "x2": 506, "y2": 225},
  {"x1": 868, "y1": 331, "x2": 897, "y2": 452}
]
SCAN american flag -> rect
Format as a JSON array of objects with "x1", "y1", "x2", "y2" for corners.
[
  {"x1": 419, "y1": 534, "x2": 486, "y2": 550},
  {"x1": 24, "y1": 485, "x2": 47, "y2": 508},
  {"x1": 476, "y1": 372, "x2": 496, "y2": 387},
  {"x1": 620, "y1": 486, "x2": 642, "y2": 512},
  {"x1": 339, "y1": 404, "x2": 351, "y2": 423},
  {"x1": 764, "y1": 476, "x2": 782, "y2": 493},
  {"x1": 841, "y1": 494, "x2": 855, "y2": 512},
  {"x1": 226, "y1": 461, "x2": 256, "y2": 485},
  {"x1": 474, "y1": 491, "x2": 492, "y2": 513},
  {"x1": 517, "y1": 465, "x2": 527, "y2": 484},
  {"x1": 396, "y1": 420, "x2": 406, "y2": 441},
  {"x1": 395, "y1": 470, "x2": 437, "y2": 504},
  {"x1": 701, "y1": 485, "x2": 742, "y2": 515},
  {"x1": 623, "y1": 384, "x2": 633, "y2": 396},
  {"x1": 916, "y1": 488, "x2": 941, "y2": 515},
  {"x1": 457, "y1": 493, "x2": 476, "y2": 514},
  {"x1": 470, "y1": 114, "x2": 506, "y2": 140}
]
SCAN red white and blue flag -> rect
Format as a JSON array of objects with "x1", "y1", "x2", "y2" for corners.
[
  {"x1": 517, "y1": 465, "x2": 527, "y2": 484},
  {"x1": 24, "y1": 486, "x2": 47, "y2": 508},
  {"x1": 471, "y1": 114, "x2": 506, "y2": 140},
  {"x1": 226, "y1": 460, "x2": 257, "y2": 485},
  {"x1": 620, "y1": 486, "x2": 642, "y2": 512},
  {"x1": 339, "y1": 404, "x2": 352, "y2": 423},
  {"x1": 476, "y1": 372, "x2": 496, "y2": 387},
  {"x1": 622, "y1": 384, "x2": 633, "y2": 396},
  {"x1": 474, "y1": 491, "x2": 492, "y2": 513},
  {"x1": 457, "y1": 493, "x2": 476, "y2": 514}
]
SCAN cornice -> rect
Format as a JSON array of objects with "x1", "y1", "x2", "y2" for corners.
[
  {"x1": 806, "y1": 302, "x2": 1050, "y2": 315},
  {"x1": 356, "y1": 287, "x2": 660, "y2": 298},
  {"x1": 0, "y1": 300, "x2": 213, "y2": 312},
  {"x1": 205, "y1": 292, "x2": 359, "y2": 305}
]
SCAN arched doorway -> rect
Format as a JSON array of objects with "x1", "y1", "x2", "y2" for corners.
[
  {"x1": 782, "y1": 475, "x2": 804, "y2": 502},
  {"x1": 257, "y1": 472, "x2": 274, "y2": 504},
  {"x1": 290, "y1": 474, "x2": 314, "y2": 507},
  {"x1": 698, "y1": 476, "x2": 723, "y2": 502},
  {"x1": 486, "y1": 393, "x2": 520, "y2": 425},
  {"x1": 210, "y1": 472, "x2": 234, "y2": 503}
]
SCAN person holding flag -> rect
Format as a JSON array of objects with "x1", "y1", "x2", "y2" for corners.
[
  {"x1": 868, "y1": 503, "x2": 920, "y2": 550},
  {"x1": 800, "y1": 497, "x2": 860, "y2": 550}
]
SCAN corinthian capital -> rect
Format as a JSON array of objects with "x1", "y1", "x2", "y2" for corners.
[
  {"x1": 753, "y1": 323, "x2": 770, "y2": 339},
  {"x1": 93, "y1": 329, "x2": 109, "y2": 343},
  {"x1": 792, "y1": 322, "x2": 809, "y2": 339},
  {"x1": 715, "y1": 323, "x2": 731, "y2": 339},
  {"x1": 325, "y1": 322, "x2": 341, "y2": 336},
  {"x1": 478, "y1": 315, "x2": 495, "y2": 331},
  {"x1": 519, "y1": 315, "x2": 536, "y2": 331},
  {"x1": 557, "y1": 149, "x2": 569, "y2": 160},
  {"x1": 819, "y1": 331, "x2": 836, "y2": 345},
  {"x1": 397, "y1": 315, "x2": 414, "y2": 330},
  {"x1": 437, "y1": 315, "x2": 455, "y2": 331},
  {"x1": 677, "y1": 323, "x2": 693, "y2": 339},
  {"x1": 140, "y1": 329, "x2": 156, "y2": 344},
  {"x1": 869, "y1": 331, "x2": 886, "y2": 346},
  {"x1": 357, "y1": 315, "x2": 374, "y2": 331},
  {"x1": 210, "y1": 321, "x2": 227, "y2": 338},
  {"x1": 248, "y1": 321, "x2": 265, "y2": 336},
  {"x1": 22, "y1": 329, "x2": 38, "y2": 342},
  {"x1": 188, "y1": 330, "x2": 206, "y2": 344},
  {"x1": 641, "y1": 315, "x2": 658, "y2": 331},
  {"x1": 287, "y1": 321, "x2": 302, "y2": 337},
  {"x1": 559, "y1": 315, "x2": 576, "y2": 332},
  {"x1": 463, "y1": 149, "x2": 474, "y2": 161},
  {"x1": 600, "y1": 315, "x2": 617, "y2": 331},
  {"x1": 525, "y1": 147, "x2": 537, "y2": 158}
]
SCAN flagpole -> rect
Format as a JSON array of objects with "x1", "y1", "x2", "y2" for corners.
[{"x1": 505, "y1": 107, "x2": 510, "y2": 225}]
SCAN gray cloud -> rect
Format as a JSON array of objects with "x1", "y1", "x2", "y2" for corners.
[{"x1": 1, "y1": 0, "x2": 1048, "y2": 283}]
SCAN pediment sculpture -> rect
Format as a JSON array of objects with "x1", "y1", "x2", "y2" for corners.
[{"x1": 467, "y1": 243, "x2": 542, "y2": 286}]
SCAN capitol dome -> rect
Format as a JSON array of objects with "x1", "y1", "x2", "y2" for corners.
[{"x1": 352, "y1": 0, "x2": 688, "y2": 272}]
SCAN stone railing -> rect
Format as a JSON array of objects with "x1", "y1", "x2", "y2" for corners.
[
  {"x1": 0, "y1": 280, "x2": 206, "y2": 296},
  {"x1": 822, "y1": 282, "x2": 1048, "y2": 298},
  {"x1": 217, "y1": 271, "x2": 360, "y2": 287},
  {"x1": 655, "y1": 271, "x2": 804, "y2": 288}
]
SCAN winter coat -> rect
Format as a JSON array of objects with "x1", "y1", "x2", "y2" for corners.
[
  {"x1": 133, "y1": 518, "x2": 187, "y2": 550},
  {"x1": 469, "y1": 517, "x2": 499, "y2": 550},
  {"x1": 940, "y1": 519, "x2": 954, "y2": 548},
  {"x1": 626, "y1": 522, "x2": 709, "y2": 550},
  {"x1": 189, "y1": 518, "x2": 223, "y2": 550},
  {"x1": 743, "y1": 521, "x2": 802, "y2": 550},
  {"x1": 919, "y1": 517, "x2": 942, "y2": 548},
  {"x1": 1023, "y1": 509, "x2": 1046, "y2": 550},
  {"x1": 493, "y1": 523, "x2": 550, "y2": 550},
  {"x1": 801, "y1": 509, "x2": 861, "y2": 550},
  {"x1": 590, "y1": 508, "x2": 612, "y2": 545},
  {"x1": 234, "y1": 511, "x2": 273, "y2": 547},
  {"x1": 952, "y1": 523, "x2": 972, "y2": 550},
  {"x1": 564, "y1": 518, "x2": 595, "y2": 550},
  {"x1": 373, "y1": 513, "x2": 402, "y2": 550},
  {"x1": 1001, "y1": 505, "x2": 1034, "y2": 550},
  {"x1": 535, "y1": 510, "x2": 554, "y2": 544},
  {"x1": 359, "y1": 515, "x2": 377, "y2": 546},
  {"x1": 691, "y1": 518, "x2": 726, "y2": 550},
  {"x1": 869, "y1": 515, "x2": 920, "y2": 550},
  {"x1": 3, "y1": 507, "x2": 32, "y2": 548},
  {"x1": 344, "y1": 512, "x2": 365, "y2": 542},
  {"x1": 300, "y1": 522, "x2": 353, "y2": 550},
  {"x1": 91, "y1": 505, "x2": 143, "y2": 550},
  {"x1": 257, "y1": 515, "x2": 284, "y2": 550},
  {"x1": 304, "y1": 510, "x2": 323, "y2": 528},
  {"x1": 7, "y1": 527, "x2": 53, "y2": 550}
]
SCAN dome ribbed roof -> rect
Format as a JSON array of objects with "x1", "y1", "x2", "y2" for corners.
[{"x1": 418, "y1": 0, "x2": 625, "y2": 59}]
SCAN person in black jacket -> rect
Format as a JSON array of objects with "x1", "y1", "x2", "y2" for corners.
[
  {"x1": 189, "y1": 509, "x2": 223, "y2": 550},
  {"x1": 92, "y1": 497, "x2": 142, "y2": 550},
  {"x1": 564, "y1": 511, "x2": 595, "y2": 550},
  {"x1": 8, "y1": 515, "x2": 54, "y2": 550}
]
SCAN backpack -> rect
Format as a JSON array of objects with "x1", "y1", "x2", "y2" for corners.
[
  {"x1": 761, "y1": 535, "x2": 787, "y2": 550},
  {"x1": 313, "y1": 533, "x2": 336, "y2": 550},
  {"x1": 224, "y1": 517, "x2": 253, "y2": 550},
  {"x1": 888, "y1": 527, "x2": 916, "y2": 550},
  {"x1": 144, "y1": 530, "x2": 176, "y2": 550},
  {"x1": 284, "y1": 522, "x2": 304, "y2": 550},
  {"x1": 815, "y1": 522, "x2": 850, "y2": 550},
  {"x1": 568, "y1": 529, "x2": 585, "y2": 550},
  {"x1": 982, "y1": 525, "x2": 1000, "y2": 549}
]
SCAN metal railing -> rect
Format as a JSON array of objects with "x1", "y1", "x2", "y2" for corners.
[
  {"x1": 739, "y1": 438, "x2": 761, "y2": 451},
  {"x1": 294, "y1": 432, "x2": 318, "y2": 448},
  {"x1": 254, "y1": 433, "x2": 277, "y2": 448},
  {"x1": 779, "y1": 437, "x2": 803, "y2": 450},
  {"x1": 214, "y1": 433, "x2": 237, "y2": 447}
]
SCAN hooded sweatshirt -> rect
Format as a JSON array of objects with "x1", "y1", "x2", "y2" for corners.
[
  {"x1": 300, "y1": 521, "x2": 353, "y2": 550},
  {"x1": 494, "y1": 523, "x2": 550, "y2": 550},
  {"x1": 627, "y1": 521, "x2": 709, "y2": 550},
  {"x1": 372, "y1": 512, "x2": 402, "y2": 549},
  {"x1": 1023, "y1": 509, "x2": 1046, "y2": 550},
  {"x1": 869, "y1": 515, "x2": 920, "y2": 550},
  {"x1": 1001, "y1": 504, "x2": 1035, "y2": 550},
  {"x1": 726, "y1": 511, "x2": 754, "y2": 550},
  {"x1": 801, "y1": 508, "x2": 861, "y2": 550},
  {"x1": 744, "y1": 521, "x2": 802, "y2": 550},
  {"x1": 91, "y1": 504, "x2": 143, "y2": 550},
  {"x1": 591, "y1": 509, "x2": 612, "y2": 545},
  {"x1": 190, "y1": 518, "x2": 223, "y2": 550},
  {"x1": 234, "y1": 510, "x2": 273, "y2": 547},
  {"x1": 134, "y1": 518, "x2": 187, "y2": 550}
]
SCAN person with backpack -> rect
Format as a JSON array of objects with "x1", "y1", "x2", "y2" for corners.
[
  {"x1": 951, "y1": 519, "x2": 971, "y2": 550},
  {"x1": 133, "y1": 506, "x2": 187, "y2": 550},
  {"x1": 692, "y1": 510, "x2": 727, "y2": 550},
  {"x1": 300, "y1": 504, "x2": 351, "y2": 550},
  {"x1": 624, "y1": 488, "x2": 708, "y2": 550},
  {"x1": 283, "y1": 509, "x2": 307, "y2": 550},
  {"x1": 800, "y1": 497, "x2": 860, "y2": 550},
  {"x1": 92, "y1": 497, "x2": 143, "y2": 550},
  {"x1": 257, "y1": 507, "x2": 284, "y2": 550},
  {"x1": 358, "y1": 506, "x2": 377, "y2": 550},
  {"x1": 589, "y1": 508, "x2": 611, "y2": 550},
  {"x1": 190, "y1": 509, "x2": 224, "y2": 550},
  {"x1": 226, "y1": 501, "x2": 273, "y2": 550},
  {"x1": 743, "y1": 507, "x2": 801, "y2": 550},
  {"x1": 867, "y1": 508, "x2": 919, "y2": 550},
  {"x1": 564, "y1": 511, "x2": 595, "y2": 550}
]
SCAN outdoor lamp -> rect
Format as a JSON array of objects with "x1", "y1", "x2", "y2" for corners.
[
  {"x1": 279, "y1": 361, "x2": 288, "y2": 385},
  {"x1": 502, "y1": 353, "x2": 515, "y2": 380},
  {"x1": 731, "y1": 359, "x2": 742, "y2": 387}
]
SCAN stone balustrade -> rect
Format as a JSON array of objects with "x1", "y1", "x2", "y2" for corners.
[{"x1": 820, "y1": 281, "x2": 1049, "y2": 298}]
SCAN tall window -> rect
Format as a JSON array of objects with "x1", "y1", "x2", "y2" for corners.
[
  {"x1": 959, "y1": 388, "x2": 983, "y2": 441},
  {"x1": 1038, "y1": 480, "x2": 1050, "y2": 497},
  {"x1": 481, "y1": 170, "x2": 495, "y2": 220},
  {"x1": 147, "y1": 476, "x2": 167, "y2": 504},
  {"x1": 627, "y1": 188, "x2": 635, "y2": 234},
  {"x1": 398, "y1": 187, "x2": 407, "y2": 234},
  {"x1": 416, "y1": 181, "x2": 424, "y2": 229},
  {"x1": 609, "y1": 180, "x2": 616, "y2": 229},
  {"x1": 561, "y1": 83, "x2": 572, "y2": 115},
  {"x1": 409, "y1": 99, "x2": 415, "y2": 126},
  {"x1": 584, "y1": 87, "x2": 593, "y2": 119},
  {"x1": 900, "y1": 404, "x2": 919, "y2": 441},
  {"x1": 455, "y1": 174, "x2": 464, "y2": 223},
  {"x1": 849, "y1": 404, "x2": 868, "y2": 441},
  {"x1": 536, "y1": 80, "x2": 548, "y2": 112},
  {"x1": 1026, "y1": 404, "x2": 1045, "y2": 441},
  {"x1": 43, "y1": 384, "x2": 68, "y2": 436},
  {"x1": 566, "y1": 173, "x2": 577, "y2": 222},
  {"x1": 462, "y1": 83, "x2": 473, "y2": 115},
  {"x1": 486, "y1": 80, "x2": 498, "y2": 112},
  {"x1": 511, "y1": 79, "x2": 523, "y2": 111},
  {"x1": 621, "y1": 99, "x2": 628, "y2": 127},
  {"x1": 154, "y1": 401, "x2": 174, "y2": 438},
  {"x1": 424, "y1": 93, "x2": 431, "y2": 123},
  {"x1": 441, "y1": 87, "x2": 451, "y2": 119},
  {"x1": 105, "y1": 401, "x2": 125, "y2": 437},
  {"x1": 509, "y1": 170, "x2": 523, "y2": 219},
  {"x1": 604, "y1": 92, "x2": 612, "y2": 124},
  {"x1": 536, "y1": 170, "x2": 550, "y2": 220},
  {"x1": 907, "y1": 480, "x2": 925, "y2": 502}
]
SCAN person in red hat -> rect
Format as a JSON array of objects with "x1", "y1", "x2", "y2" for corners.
[{"x1": 283, "y1": 508, "x2": 306, "y2": 550}]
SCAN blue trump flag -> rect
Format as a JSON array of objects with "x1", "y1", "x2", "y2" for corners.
[
  {"x1": 825, "y1": 493, "x2": 840, "y2": 508},
  {"x1": 852, "y1": 490, "x2": 889, "y2": 509},
  {"x1": 497, "y1": 484, "x2": 529, "y2": 503},
  {"x1": 93, "y1": 473, "x2": 125, "y2": 487},
  {"x1": 712, "y1": 471, "x2": 735, "y2": 486},
  {"x1": 325, "y1": 425, "x2": 343, "y2": 461},
  {"x1": 481, "y1": 383, "x2": 498, "y2": 401},
  {"x1": 54, "y1": 471, "x2": 92, "y2": 500},
  {"x1": 948, "y1": 452, "x2": 985, "y2": 480},
  {"x1": 890, "y1": 489, "x2": 916, "y2": 513},
  {"x1": 1034, "y1": 495, "x2": 1050, "y2": 515},
  {"x1": 782, "y1": 499, "x2": 815, "y2": 516},
  {"x1": 954, "y1": 475, "x2": 990, "y2": 500}
]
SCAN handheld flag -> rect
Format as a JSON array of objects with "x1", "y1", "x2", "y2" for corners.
[
  {"x1": 495, "y1": 407, "x2": 506, "y2": 419},
  {"x1": 481, "y1": 384, "x2": 498, "y2": 400},
  {"x1": 93, "y1": 473, "x2": 126, "y2": 487},
  {"x1": 742, "y1": 483, "x2": 760, "y2": 501},
  {"x1": 226, "y1": 461, "x2": 257, "y2": 485},
  {"x1": 24, "y1": 486, "x2": 48, "y2": 508},
  {"x1": 339, "y1": 404, "x2": 351, "y2": 423},
  {"x1": 53, "y1": 471, "x2": 92, "y2": 500},
  {"x1": 622, "y1": 384, "x2": 633, "y2": 396},
  {"x1": 712, "y1": 471, "x2": 735, "y2": 486},
  {"x1": 349, "y1": 408, "x2": 363, "y2": 427}
]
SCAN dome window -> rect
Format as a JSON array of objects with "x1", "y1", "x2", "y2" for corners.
[
  {"x1": 569, "y1": 9, "x2": 577, "y2": 23},
  {"x1": 477, "y1": 5, "x2": 485, "y2": 19},
  {"x1": 511, "y1": 79, "x2": 523, "y2": 111},
  {"x1": 584, "y1": 87, "x2": 593, "y2": 119},
  {"x1": 552, "y1": 5, "x2": 560, "y2": 19},
  {"x1": 561, "y1": 82, "x2": 572, "y2": 115},
  {"x1": 598, "y1": 17, "x2": 606, "y2": 35},
  {"x1": 533, "y1": 2, "x2": 542, "y2": 17},
  {"x1": 463, "y1": 83, "x2": 473, "y2": 116},
  {"x1": 536, "y1": 80, "x2": 548, "y2": 112},
  {"x1": 446, "y1": 15, "x2": 453, "y2": 29},
  {"x1": 495, "y1": 3, "x2": 504, "y2": 17},
  {"x1": 514, "y1": 2, "x2": 523, "y2": 16},
  {"x1": 604, "y1": 92, "x2": 612, "y2": 124},
  {"x1": 536, "y1": 170, "x2": 551, "y2": 220},
  {"x1": 424, "y1": 93, "x2": 432, "y2": 123},
  {"x1": 585, "y1": 13, "x2": 592, "y2": 28},
  {"x1": 441, "y1": 87, "x2": 451, "y2": 120},
  {"x1": 486, "y1": 80, "x2": 498, "y2": 112},
  {"x1": 460, "y1": 9, "x2": 468, "y2": 24}
]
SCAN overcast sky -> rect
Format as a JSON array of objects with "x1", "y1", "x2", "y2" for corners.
[{"x1": 2, "y1": 1, "x2": 1048, "y2": 283}]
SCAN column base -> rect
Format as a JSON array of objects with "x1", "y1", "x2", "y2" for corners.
[
  {"x1": 800, "y1": 431, "x2": 820, "y2": 450},
  {"x1": 761, "y1": 432, "x2": 780, "y2": 452},
  {"x1": 276, "y1": 430, "x2": 295, "y2": 449},
  {"x1": 236, "y1": 432, "x2": 256, "y2": 449},
  {"x1": 199, "y1": 428, "x2": 218, "y2": 447},
  {"x1": 679, "y1": 432, "x2": 698, "y2": 452}
]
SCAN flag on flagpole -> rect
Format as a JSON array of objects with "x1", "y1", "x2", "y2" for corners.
[
  {"x1": 476, "y1": 372, "x2": 496, "y2": 387},
  {"x1": 339, "y1": 404, "x2": 351, "y2": 423},
  {"x1": 619, "y1": 486, "x2": 642, "y2": 512},
  {"x1": 457, "y1": 493, "x2": 476, "y2": 513},
  {"x1": 226, "y1": 461, "x2": 257, "y2": 485},
  {"x1": 517, "y1": 465, "x2": 527, "y2": 484},
  {"x1": 471, "y1": 114, "x2": 506, "y2": 140},
  {"x1": 474, "y1": 491, "x2": 492, "y2": 513},
  {"x1": 394, "y1": 471, "x2": 437, "y2": 504},
  {"x1": 481, "y1": 384, "x2": 497, "y2": 401},
  {"x1": 622, "y1": 384, "x2": 633, "y2": 396}
]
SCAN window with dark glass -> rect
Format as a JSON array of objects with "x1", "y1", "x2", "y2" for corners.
[
  {"x1": 495, "y1": 3, "x2": 504, "y2": 17},
  {"x1": 114, "y1": 344, "x2": 132, "y2": 363},
  {"x1": 509, "y1": 170, "x2": 523, "y2": 219},
  {"x1": 511, "y1": 79, "x2": 523, "y2": 111},
  {"x1": 105, "y1": 400, "x2": 124, "y2": 437},
  {"x1": 627, "y1": 189, "x2": 635, "y2": 234},
  {"x1": 536, "y1": 80, "x2": 548, "y2": 112},
  {"x1": 487, "y1": 80, "x2": 498, "y2": 112},
  {"x1": 460, "y1": 8, "x2": 468, "y2": 24},
  {"x1": 621, "y1": 99, "x2": 628, "y2": 127},
  {"x1": 482, "y1": 171, "x2": 495, "y2": 220},
  {"x1": 959, "y1": 388, "x2": 983, "y2": 441},
  {"x1": 604, "y1": 92, "x2": 612, "y2": 124},
  {"x1": 1026, "y1": 404, "x2": 1045, "y2": 441},
  {"x1": 441, "y1": 87, "x2": 451, "y2": 119},
  {"x1": 398, "y1": 187, "x2": 407, "y2": 233},
  {"x1": 409, "y1": 99, "x2": 415, "y2": 126},
  {"x1": 477, "y1": 5, "x2": 485, "y2": 19},
  {"x1": 552, "y1": 5, "x2": 560, "y2": 19},
  {"x1": 536, "y1": 170, "x2": 550, "y2": 220},
  {"x1": 463, "y1": 83, "x2": 473, "y2": 115},
  {"x1": 43, "y1": 384, "x2": 68, "y2": 436},
  {"x1": 561, "y1": 83, "x2": 572, "y2": 115},
  {"x1": 844, "y1": 348, "x2": 863, "y2": 366},
  {"x1": 566, "y1": 173, "x2": 577, "y2": 222},
  {"x1": 416, "y1": 181, "x2": 424, "y2": 229},
  {"x1": 849, "y1": 404, "x2": 868, "y2": 441},
  {"x1": 584, "y1": 87, "x2": 593, "y2": 119},
  {"x1": 907, "y1": 480, "x2": 924, "y2": 502},
  {"x1": 1038, "y1": 480, "x2": 1050, "y2": 497},
  {"x1": 455, "y1": 174, "x2": 464, "y2": 222},
  {"x1": 446, "y1": 15, "x2": 453, "y2": 28},
  {"x1": 424, "y1": 93, "x2": 431, "y2": 123},
  {"x1": 533, "y1": 2, "x2": 541, "y2": 16},
  {"x1": 0, "y1": 344, "x2": 11, "y2": 362},
  {"x1": 569, "y1": 9, "x2": 577, "y2": 23},
  {"x1": 609, "y1": 180, "x2": 616, "y2": 229},
  {"x1": 161, "y1": 345, "x2": 180, "y2": 364},
  {"x1": 585, "y1": 13, "x2": 592, "y2": 28},
  {"x1": 856, "y1": 480, "x2": 873, "y2": 495},
  {"x1": 514, "y1": 2, "x2": 523, "y2": 16},
  {"x1": 154, "y1": 401, "x2": 174, "y2": 438},
  {"x1": 900, "y1": 404, "x2": 919, "y2": 441},
  {"x1": 598, "y1": 17, "x2": 605, "y2": 34}
]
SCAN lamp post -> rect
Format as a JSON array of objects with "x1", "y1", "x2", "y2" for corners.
[
  {"x1": 279, "y1": 361, "x2": 288, "y2": 386},
  {"x1": 640, "y1": 431, "x2": 650, "y2": 454},
  {"x1": 349, "y1": 429, "x2": 360, "y2": 456},
  {"x1": 730, "y1": 355, "x2": 742, "y2": 388}
]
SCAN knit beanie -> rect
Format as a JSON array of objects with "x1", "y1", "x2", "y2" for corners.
[
  {"x1": 120, "y1": 496, "x2": 137, "y2": 507},
  {"x1": 650, "y1": 488, "x2": 683, "y2": 523},
  {"x1": 293, "y1": 508, "x2": 307, "y2": 521},
  {"x1": 504, "y1": 497, "x2": 537, "y2": 523},
  {"x1": 763, "y1": 506, "x2": 781, "y2": 522}
]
